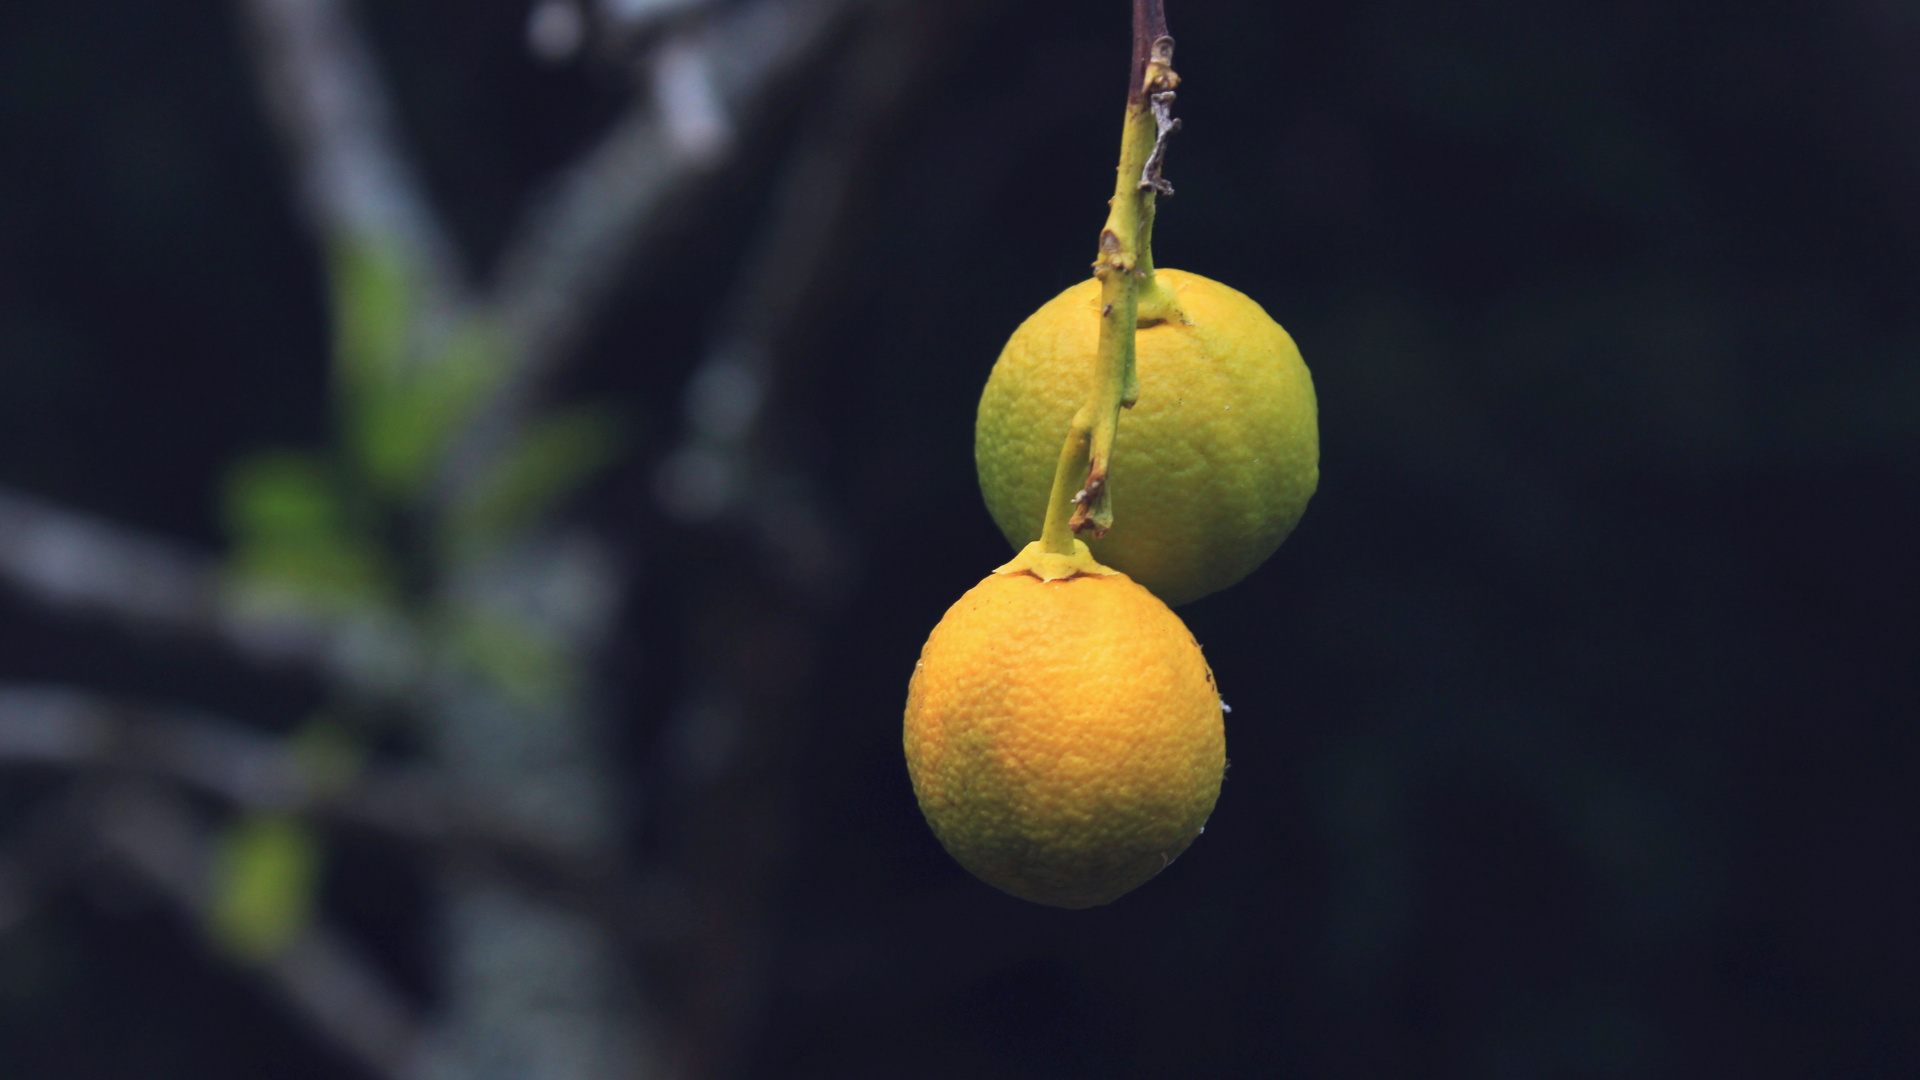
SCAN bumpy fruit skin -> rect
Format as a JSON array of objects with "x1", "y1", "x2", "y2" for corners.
[
  {"x1": 903, "y1": 565, "x2": 1224, "y2": 908},
  {"x1": 975, "y1": 269, "x2": 1319, "y2": 606}
]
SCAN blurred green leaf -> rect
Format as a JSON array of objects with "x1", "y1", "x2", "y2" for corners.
[
  {"x1": 349, "y1": 320, "x2": 510, "y2": 500},
  {"x1": 449, "y1": 610, "x2": 575, "y2": 704},
  {"x1": 327, "y1": 239, "x2": 512, "y2": 501},
  {"x1": 448, "y1": 405, "x2": 622, "y2": 556},
  {"x1": 289, "y1": 719, "x2": 366, "y2": 798},
  {"x1": 329, "y1": 237, "x2": 411, "y2": 405},
  {"x1": 222, "y1": 451, "x2": 396, "y2": 609},
  {"x1": 207, "y1": 813, "x2": 321, "y2": 965}
]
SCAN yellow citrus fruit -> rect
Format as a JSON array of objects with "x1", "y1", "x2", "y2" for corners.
[
  {"x1": 975, "y1": 269, "x2": 1319, "y2": 606},
  {"x1": 903, "y1": 541, "x2": 1225, "y2": 908}
]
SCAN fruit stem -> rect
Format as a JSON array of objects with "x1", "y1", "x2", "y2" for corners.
[{"x1": 1038, "y1": 3, "x2": 1182, "y2": 554}]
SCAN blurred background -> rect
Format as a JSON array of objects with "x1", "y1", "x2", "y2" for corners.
[{"x1": 2, "y1": 0, "x2": 1917, "y2": 1077}]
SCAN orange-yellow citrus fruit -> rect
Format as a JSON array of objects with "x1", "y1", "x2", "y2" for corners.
[
  {"x1": 975, "y1": 269, "x2": 1319, "y2": 606},
  {"x1": 903, "y1": 541, "x2": 1225, "y2": 908}
]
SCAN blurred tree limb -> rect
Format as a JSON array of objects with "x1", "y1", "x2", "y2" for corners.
[
  {"x1": 88, "y1": 781, "x2": 427, "y2": 1080},
  {"x1": 0, "y1": 0, "x2": 985, "y2": 1076},
  {"x1": 649, "y1": 4, "x2": 993, "y2": 1073},
  {"x1": 0, "y1": 686, "x2": 687, "y2": 939},
  {"x1": 0, "y1": 485, "x2": 422, "y2": 697}
]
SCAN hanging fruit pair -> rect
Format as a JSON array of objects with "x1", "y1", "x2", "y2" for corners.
[{"x1": 904, "y1": 2, "x2": 1318, "y2": 908}]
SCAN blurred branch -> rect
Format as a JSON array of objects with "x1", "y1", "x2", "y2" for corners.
[
  {"x1": 5, "y1": 0, "x2": 855, "y2": 675},
  {"x1": 0, "y1": 486, "x2": 219, "y2": 632},
  {"x1": 0, "y1": 685, "x2": 558, "y2": 861},
  {"x1": 230, "y1": 4, "x2": 875, "y2": 1075},
  {"x1": 239, "y1": 0, "x2": 466, "y2": 315},
  {"x1": 649, "y1": 5, "x2": 986, "y2": 1075},
  {"x1": 0, "y1": 789, "x2": 90, "y2": 935},
  {"x1": 88, "y1": 783, "x2": 425, "y2": 1080},
  {"x1": 454, "y1": 0, "x2": 853, "y2": 500},
  {"x1": 0, "y1": 850, "x2": 31, "y2": 933},
  {"x1": 535, "y1": 0, "x2": 725, "y2": 64},
  {"x1": 0, "y1": 683, "x2": 374, "y2": 808},
  {"x1": 0, "y1": 486, "x2": 422, "y2": 696},
  {"x1": 654, "y1": 0, "x2": 934, "y2": 595},
  {"x1": 490, "y1": 0, "x2": 845, "y2": 368},
  {"x1": 5, "y1": 2, "x2": 929, "y2": 1077},
  {"x1": 244, "y1": 0, "x2": 855, "y2": 504},
  {"x1": 0, "y1": 684, "x2": 686, "y2": 953}
]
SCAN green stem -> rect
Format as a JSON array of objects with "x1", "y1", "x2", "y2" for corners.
[{"x1": 1038, "y1": 18, "x2": 1180, "y2": 554}]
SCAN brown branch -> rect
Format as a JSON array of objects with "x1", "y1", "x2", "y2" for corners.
[{"x1": 1129, "y1": 0, "x2": 1170, "y2": 106}]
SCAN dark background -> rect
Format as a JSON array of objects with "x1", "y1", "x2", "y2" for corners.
[{"x1": 4, "y1": 0, "x2": 1919, "y2": 1077}]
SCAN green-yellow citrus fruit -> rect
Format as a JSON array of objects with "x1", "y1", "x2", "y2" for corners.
[
  {"x1": 903, "y1": 541, "x2": 1225, "y2": 908},
  {"x1": 975, "y1": 269, "x2": 1319, "y2": 606}
]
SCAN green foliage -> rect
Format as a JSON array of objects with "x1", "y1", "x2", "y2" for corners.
[
  {"x1": 449, "y1": 404, "x2": 621, "y2": 557},
  {"x1": 446, "y1": 609, "x2": 575, "y2": 703},
  {"x1": 328, "y1": 238, "x2": 412, "y2": 400},
  {"x1": 224, "y1": 238, "x2": 627, "y2": 619},
  {"x1": 289, "y1": 719, "x2": 366, "y2": 797},
  {"x1": 222, "y1": 452, "x2": 395, "y2": 609},
  {"x1": 330, "y1": 240, "x2": 511, "y2": 500},
  {"x1": 352, "y1": 319, "x2": 510, "y2": 500},
  {"x1": 207, "y1": 813, "x2": 321, "y2": 965}
]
